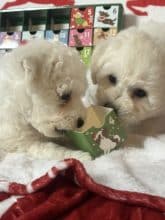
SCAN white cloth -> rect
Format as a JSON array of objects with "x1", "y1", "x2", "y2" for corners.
[{"x1": 0, "y1": 135, "x2": 165, "y2": 197}]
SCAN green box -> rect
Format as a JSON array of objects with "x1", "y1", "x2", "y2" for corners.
[
  {"x1": 24, "y1": 10, "x2": 47, "y2": 31},
  {"x1": 0, "y1": 11, "x2": 24, "y2": 32},
  {"x1": 78, "y1": 46, "x2": 92, "y2": 66},
  {"x1": 66, "y1": 106, "x2": 126, "y2": 158},
  {"x1": 47, "y1": 8, "x2": 70, "y2": 30}
]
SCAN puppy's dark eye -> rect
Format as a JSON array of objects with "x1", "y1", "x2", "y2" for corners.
[
  {"x1": 132, "y1": 88, "x2": 147, "y2": 98},
  {"x1": 61, "y1": 92, "x2": 71, "y2": 102},
  {"x1": 108, "y1": 74, "x2": 117, "y2": 85}
]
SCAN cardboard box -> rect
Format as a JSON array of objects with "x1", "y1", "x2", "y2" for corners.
[
  {"x1": 0, "y1": 32, "x2": 21, "y2": 49},
  {"x1": 77, "y1": 46, "x2": 92, "y2": 65},
  {"x1": 70, "y1": 6, "x2": 94, "y2": 29},
  {"x1": 66, "y1": 106, "x2": 126, "y2": 158},
  {"x1": 45, "y1": 30, "x2": 69, "y2": 45},
  {"x1": 93, "y1": 28, "x2": 117, "y2": 45},
  {"x1": 24, "y1": 10, "x2": 47, "y2": 31},
  {"x1": 0, "y1": 11, "x2": 24, "y2": 32},
  {"x1": 47, "y1": 9, "x2": 70, "y2": 30},
  {"x1": 94, "y1": 4, "x2": 123, "y2": 30},
  {"x1": 21, "y1": 31, "x2": 44, "y2": 44},
  {"x1": 69, "y1": 28, "x2": 92, "y2": 47}
]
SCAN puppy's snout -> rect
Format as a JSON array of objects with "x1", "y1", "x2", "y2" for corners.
[
  {"x1": 77, "y1": 117, "x2": 84, "y2": 128},
  {"x1": 103, "y1": 102, "x2": 118, "y2": 114}
]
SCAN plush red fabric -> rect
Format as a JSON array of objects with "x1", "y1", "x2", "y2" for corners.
[
  {"x1": 127, "y1": 0, "x2": 165, "y2": 15},
  {"x1": 0, "y1": 159, "x2": 165, "y2": 220}
]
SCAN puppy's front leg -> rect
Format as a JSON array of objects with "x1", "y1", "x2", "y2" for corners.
[{"x1": 27, "y1": 141, "x2": 92, "y2": 162}]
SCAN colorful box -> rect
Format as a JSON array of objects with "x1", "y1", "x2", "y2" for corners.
[
  {"x1": 78, "y1": 47, "x2": 92, "y2": 65},
  {"x1": 69, "y1": 29, "x2": 93, "y2": 47},
  {"x1": 66, "y1": 106, "x2": 126, "y2": 158},
  {"x1": 70, "y1": 7, "x2": 94, "y2": 29},
  {"x1": 0, "y1": 11, "x2": 24, "y2": 32},
  {"x1": 21, "y1": 31, "x2": 44, "y2": 44},
  {"x1": 47, "y1": 9, "x2": 70, "y2": 31},
  {"x1": 0, "y1": 32, "x2": 21, "y2": 49},
  {"x1": 45, "y1": 30, "x2": 69, "y2": 45},
  {"x1": 24, "y1": 10, "x2": 47, "y2": 31},
  {"x1": 0, "y1": 4, "x2": 124, "y2": 62},
  {"x1": 94, "y1": 5, "x2": 123, "y2": 29},
  {"x1": 93, "y1": 28, "x2": 117, "y2": 45}
]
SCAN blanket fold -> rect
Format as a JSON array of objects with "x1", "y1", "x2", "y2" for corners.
[{"x1": 0, "y1": 157, "x2": 165, "y2": 219}]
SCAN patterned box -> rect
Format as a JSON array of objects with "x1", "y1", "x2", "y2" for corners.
[
  {"x1": 93, "y1": 28, "x2": 117, "y2": 45},
  {"x1": 24, "y1": 10, "x2": 47, "y2": 31},
  {"x1": 70, "y1": 6, "x2": 94, "y2": 29},
  {"x1": 94, "y1": 5, "x2": 123, "y2": 29},
  {"x1": 69, "y1": 29, "x2": 93, "y2": 47},
  {"x1": 21, "y1": 31, "x2": 44, "y2": 44},
  {"x1": 66, "y1": 106, "x2": 126, "y2": 158},
  {"x1": 78, "y1": 47, "x2": 92, "y2": 65},
  {"x1": 0, "y1": 32, "x2": 21, "y2": 49},
  {"x1": 45, "y1": 30, "x2": 69, "y2": 45},
  {"x1": 0, "y1": 11, "x2": 24, "y2": 32},
  {"x1": 47, "y1": 9, "x2": 70, "y2": 31}
]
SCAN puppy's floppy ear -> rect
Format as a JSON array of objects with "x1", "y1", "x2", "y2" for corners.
[
  {"x1": 22, "y1": 56, "x2": 39, "y2": 83},
  {"x1": 91, "y1": 70, "x2": 97, "y2": 84},
  {"x1": 91, "y1": 45, "x2": 100, "y2": 84},
  {"x1": 91, "y1": 40, "x2": 108, "y2": 84}
]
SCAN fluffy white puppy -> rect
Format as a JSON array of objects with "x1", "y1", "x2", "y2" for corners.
[
  {"x1": 0, "y1": 40, "x2": 91, "y2": 160},
  {"x1": 91, "y1": 22, "x2": 165, "y2": 147}
]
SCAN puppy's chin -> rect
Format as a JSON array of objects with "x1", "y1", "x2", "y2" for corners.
[
  {"x1": 31, "y1": 124, "x2": 64, "y2": 138},
  {"x1": 120, "y1": 115, "x2": 141, "y2": 128},
  {"x1": 117, "y1": 107, "x2": 152, "y2": 128},
  {"x1": 38, "y1": 127, "x2": 62, "y2": 138}
]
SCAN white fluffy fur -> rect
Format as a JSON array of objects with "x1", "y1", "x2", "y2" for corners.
[
  {"x1": 91, "y1": 22, "x2": 165, "y2": 147},
  {"x1": 0, "y1": 40, "x2": 91, "y2": 161}
]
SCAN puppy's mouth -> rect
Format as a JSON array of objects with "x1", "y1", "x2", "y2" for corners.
[
  {"x1": 103, "y1": 102, "x2": 118, "y2": 115},
  {"x1": 55, "y1": 127, "x2": 67, "y2": 135}
]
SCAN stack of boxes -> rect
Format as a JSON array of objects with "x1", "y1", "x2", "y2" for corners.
[
  {"x1": 69, "y1": 7, "x2": 94, "y2": 65},
  {"x1": 0, "y1": 4, "x2": 123, "y2": 64},
  {"x1": 45, "y1": 8, "x2": 70, "y2": 45}
]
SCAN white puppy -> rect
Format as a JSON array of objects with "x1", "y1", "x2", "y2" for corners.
[
  {"x1": 91, "y1": 22, "x2": 165, "y2": 147},
  {"x1": 0, "y1": 40, "x2": 91, "y2": 160}
]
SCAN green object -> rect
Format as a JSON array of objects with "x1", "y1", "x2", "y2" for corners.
[
  {"x1": 66, "y1": 106, "x2": 126, "y2": 158},
  {"x1": 24, "y1": 10, "x2": 47, "y2": 31},
  {"x1": 47, "y1": 8, "x2": 70, "y2": 30},
  {"x1": 0, "y1": 11, "x2": 24, "y2": 32},
  {"x1": 79, "y1": 47, "x2": 92, "y2": 66}
]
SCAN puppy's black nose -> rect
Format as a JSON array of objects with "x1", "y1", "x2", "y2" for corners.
[
  {"x1": 103, "y1": 102, "x2": 118, "y2": 114},
  {"x1": 103, "y1": 102, "x2": 112, "y2": 108},
  {"x1": 77, "y1": 117, "x2": 84, "y2": 128}
]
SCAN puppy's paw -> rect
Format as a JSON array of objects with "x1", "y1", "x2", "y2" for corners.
[
  {"x1": 64, "y1": 150, "x2": 92, "y2": 162},
  {"x1": 27, "y1": 142, "x2": 92, "y2": 161}
]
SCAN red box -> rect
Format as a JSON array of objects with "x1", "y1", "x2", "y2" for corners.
[
  {"x1": 70, "y1": 7, "x2": 94, "y2": 29},
  {"x1": 69, "y1": 29, "x2": 93, "y2": 47}
]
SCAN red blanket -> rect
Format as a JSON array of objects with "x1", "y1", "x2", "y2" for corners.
[{"x1": 1, "y1": 159, "x2": 165, "y2": 220}]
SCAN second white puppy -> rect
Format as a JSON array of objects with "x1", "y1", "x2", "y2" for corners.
[{"x1": 91, "y1": 22, "x2": 165, "y2": 147}]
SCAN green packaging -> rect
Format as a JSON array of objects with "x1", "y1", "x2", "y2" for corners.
[{"x1": 66, "y1": 106, "x2": 126, "y2": 158}]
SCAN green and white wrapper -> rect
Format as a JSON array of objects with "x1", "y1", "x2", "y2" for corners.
[{"x1": 66, "y1": 106, "x2": 126, "y2": 158}]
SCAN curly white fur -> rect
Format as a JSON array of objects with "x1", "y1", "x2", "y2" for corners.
[
  {"x1": 91, "y1": 22, "x2": 165, "y2": 147},
  {"x1": 0, "y1": 40, "x2": 91, "y2": 161}
]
